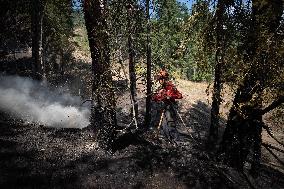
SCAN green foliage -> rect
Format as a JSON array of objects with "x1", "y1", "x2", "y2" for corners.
[
  {"x1": 151, "y1": 0, "x2": 189, "y2": 74},
  {"x1": 0, "y1": 0, "x2": 32, "y2": 51},
  {"x1": 43, "y1": 0, "x2": 75, "y2": 72},
  {"x1": 151, "y1": 0, "x2": 215, "y2": 82},
  {"x1": 72, "y1": 11, "x2": 90, "y2": 56},
  {"x1": 182, "y1": 0, "x2": 214, "y2": 81},
  {"x1": 0, "y1": 0, "x2": 75, "y2": 77},
  {"x1": 108, "y1": 0, "x2": 147, "y2": 76}
]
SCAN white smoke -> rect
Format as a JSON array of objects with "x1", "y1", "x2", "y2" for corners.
[{"x1": 0, "y1": 75, "x2": 90, "y2": 128}]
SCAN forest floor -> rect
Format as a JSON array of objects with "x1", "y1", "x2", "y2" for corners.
[{"x1": 0, "y1": 74, "x2": 283, "y2": 188}]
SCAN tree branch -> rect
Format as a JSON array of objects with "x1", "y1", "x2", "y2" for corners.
[
  {"x1": 262, "y1": 143, "x2": 284, "y2": 153},
  {"x1": 261, "y1": 96, "x2": 284, "y2": 115},
  {"x1": 263, "y1": 144, "x2": 284, "y2": 167},
  {"x1": 262, "y1": 124, "x2": 284, "y2": 147},
  {"x1": 81, "y1": 99, "x2": 93, "y2": 105}
]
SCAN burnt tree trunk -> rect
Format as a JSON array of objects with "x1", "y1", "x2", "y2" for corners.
[
  {"x1": 60, "y1": 49, "x2": 65, "y2": 75},
  {"x1": 209, "y1": 0, "x2": 225, "y2": 142},
  {"x1": 127, "y1": 3, "x2": 139, "y2": 126},
  {"x1": 84, "y1": 0, "x2": 117, "y2": 149},
  {"x1": 144, "y1": 0, "x2": 152, "y2": 128},
  {"x1": 32, "y1": 0, "x2": 45, "y2": 80},
  {"x1": 221, "y1": 82, "x2": 263, "y2": 170},
  {"x1": 220, "y1": 0, "x2": 283, "y2": 172}
]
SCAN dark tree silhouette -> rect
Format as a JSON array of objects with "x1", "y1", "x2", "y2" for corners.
[
  {"x1": 220, "y1": 0, "x2": 283, "y2": 172},
  {"x1": 144, "y1": 0, "x2": 152, "y2": 128},
  {"x1": 127, "y1": 2, "x2": 139, "y2": 125},
  {"x1": 209, "y1": 0, "x2": 225, "y2": 143},
  {"x1": 32, "y1": 0, "x2": 45, "y2": 80}
]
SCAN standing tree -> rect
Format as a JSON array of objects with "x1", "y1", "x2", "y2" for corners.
[
  {"x1": 32, "y1": 0, "x2": 45, "y2": 80},
  {"x1": 180, "y1": 0, "x2": 213, "y2": 82},
  {"x1": 83, "y1": 0, "x2": 117, "y2": 149},
  {"x1": 43, "y1": 0, "x2": 74, "y2": 77},
  {"x1": 127, "y1": 2, "x2": 139, "y2": 126},
  {"x1": 144, "y1": 0, "x2": 152, "y2": 127},
  {"x1": 220, "y1": 0, "x2": 283, "y2": 172},
  {"x1": 209, "y1": 0, "x2": 226, "y2": 142}
]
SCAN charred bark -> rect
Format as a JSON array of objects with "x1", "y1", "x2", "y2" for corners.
[
  {"x1": 144, "y1": 0, "x2": 152, "y2": 128},
  {"x1": 83, "y1": 0, "x2": 117, "y2": 149},
  {"x1": 31, "y1": 0, "x2": 45, "y2": 80},
  {"x1": 127, "y1": 3, "x2": 139, "y2": 125},
  {"x1": 209, "y1": 0, "x2": 225, "y2": 142},
  {"x1": 220, "y1": 0, "x2": 283, "y2": 172}
]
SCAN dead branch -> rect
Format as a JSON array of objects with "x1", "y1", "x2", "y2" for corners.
[
  {"x1": 261, "y1": 96, "x2": 284, "y2": 115},
  {"x1": 262, "y1": 124, "x2": 284, "y2": 147},
  {"x1": 81, "y1": 99, "x2": 93, "y2": 105},
  {"x1": 263, "y1": 144, "x2": 284, "y2": 167},
  {"x1": 262, "y1": 143, "x2": 284, "y2": 153}
]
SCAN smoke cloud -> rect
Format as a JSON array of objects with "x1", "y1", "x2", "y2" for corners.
[{"x1": 0, "y1": 75, "x2": 90, "y2": 128}]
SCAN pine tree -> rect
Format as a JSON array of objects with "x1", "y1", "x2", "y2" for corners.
[{"x1": 32, "y1": 0, "x2": 45, "y2": 80}]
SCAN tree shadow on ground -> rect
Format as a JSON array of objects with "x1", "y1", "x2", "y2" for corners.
[
  {"x1": 0, "y1": 100, "x2": 284, "y2": 188},
  {"x1": 181, "y1": 100, "x2": 226, "y2": 144},
  {"x1": 113, "y1": 100, "x2": 225, "y2": 152},
  {"x1": 0, "y1": 123, "x2": 53, "y2": 188}
]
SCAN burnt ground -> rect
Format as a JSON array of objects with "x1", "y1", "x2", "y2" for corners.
[
  {"x1": 0, "y1": 100, "x2": 284, "y2": 189},
  {"x1": 0, "y1": 60, "x2": 283, "y2": 188}
]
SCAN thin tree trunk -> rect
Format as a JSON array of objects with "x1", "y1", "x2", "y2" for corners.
[
  {"x1": 83, "y1": 0, "x2": 117, "y2": 149},
  {"x1": 60, "y1": 49, "x2": 65, "y2": 75},
  {"x1": 209, "y1": 0, "x2": 225, "y2": 142},
  {"x1": 127, "y1": 3, "x2": 139, "y2": 127},
  {"x1": 32, "y1": 0, "x2": 45, "y2": 80},
  {"x1": 145, "y1": 0, "x2": 152, "y2": 128}
]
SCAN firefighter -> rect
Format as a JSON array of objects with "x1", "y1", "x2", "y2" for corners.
[
  {"x1": 152, "y1": 67, "x2": 182, "y2": 103},
  {"x1": 152, "y1": 67, "x2": 183, "y2": 142}
]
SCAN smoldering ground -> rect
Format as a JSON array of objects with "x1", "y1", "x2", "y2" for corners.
[
  {"x1": 0, "y1": 75, "x2": 283, "y2": 189},
  {"x1": 0, "y1": 74, "x2": 90, "y2": 128}
]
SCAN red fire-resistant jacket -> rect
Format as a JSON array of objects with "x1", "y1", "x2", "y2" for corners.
[{"x1": 152, "y1": 81, "x2": 183, "y2": 103}]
